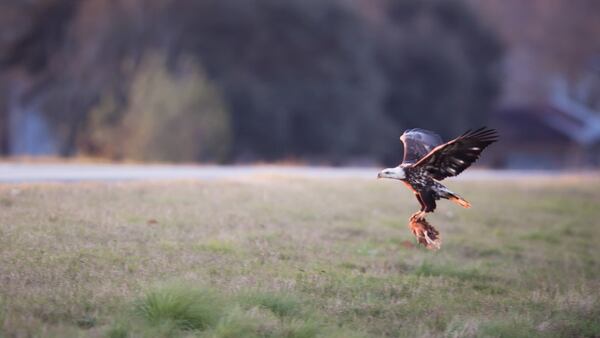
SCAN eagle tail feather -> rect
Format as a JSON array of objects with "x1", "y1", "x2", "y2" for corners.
[{"x1": 448, "y1": 194, "x2": 471, "y2": 208}]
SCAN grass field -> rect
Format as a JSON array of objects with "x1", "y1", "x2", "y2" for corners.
[{"x1": 1, "y1": 175, "x2": 599, "y2": 337}]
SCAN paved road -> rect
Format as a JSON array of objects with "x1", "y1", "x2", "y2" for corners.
[
  {"x1": 0, "y1": 163, "x2": 375, "y2": 182},
  {"x1": 0, "y1": 162, "x2": 596, "y2": 183}
]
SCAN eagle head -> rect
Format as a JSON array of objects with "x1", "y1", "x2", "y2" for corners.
[{"x1": 377, "y1": 166, "x2": 406, "y2": 180}]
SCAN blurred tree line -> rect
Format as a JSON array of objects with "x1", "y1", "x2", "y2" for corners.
[
  {"x1": 467, "y1": 0, "x2": 600, "y2": 105},
  {"x1": 0, "y1": 0, "x2": 503, "y2": 165}
]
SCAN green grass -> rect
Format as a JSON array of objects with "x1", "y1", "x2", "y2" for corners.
[
  {"x1": 194, "y1": 239, "x2": 237, "y2": 255},
  {"x1": 136, "y1": 285, "x2": 224, "y2": 331},
  {"x1": 237, "y1": 291, "x2": 302, "y2": 318},
  {"x1": 0, "y1": 175, "x2": 599, "y2": 337}
]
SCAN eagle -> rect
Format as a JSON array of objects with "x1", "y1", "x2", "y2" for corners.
[{"x1": 378, "y1": 127, "x2": 498, "y2": 222}]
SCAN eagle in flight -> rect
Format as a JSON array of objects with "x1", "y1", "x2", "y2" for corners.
[{"x1": 378, "y1": 127, "x2": 498, "y2": 221}]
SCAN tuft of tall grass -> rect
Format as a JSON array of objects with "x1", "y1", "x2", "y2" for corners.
[
  {"x1": 210, "y1": 306, "x2": 279, "y2": 338},
  {"x1": 129, "y1": 286, "x2": 330, "y2": 337},
  {"x1": 237, "y1": 291, "x2": 302, "y2": 317},
  {"x1": 135, "y1": 285, "x2": 224, "y2": 331},
  {"x1": 106, "y1": 324, "x2": 129, "y2": 338}
]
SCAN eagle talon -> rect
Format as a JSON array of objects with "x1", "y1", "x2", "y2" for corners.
[{"x1": 410, "y1": 211, "x2": 426, "y2": 221}]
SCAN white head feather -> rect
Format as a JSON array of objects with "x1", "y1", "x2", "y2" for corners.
[{"x1": 377, "y1": 166, "x2": 406, "y2": 180}]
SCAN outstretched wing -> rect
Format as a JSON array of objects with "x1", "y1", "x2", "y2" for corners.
[
  {"x1": 413, "y1": 127, "x2": 498, "y2": 180},
  {"x1": 400, "y1": 128, "x2": 443, "y2": 164}
]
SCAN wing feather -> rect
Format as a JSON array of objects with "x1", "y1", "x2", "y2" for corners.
[
  {"x1": 412, "y1": 127, "x2": 498, "y2": 180},
  {"x1": 400, "y1": 129, "x2": 443, "y2": 164}
]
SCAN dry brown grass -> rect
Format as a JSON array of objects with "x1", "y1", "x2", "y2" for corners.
[{"x1": 0, "y1": 175, "x2": 599, "y2": 337}]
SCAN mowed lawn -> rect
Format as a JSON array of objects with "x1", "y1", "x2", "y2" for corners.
[{"x1": 0, "y1": 175, "x2": 599, "y2": 337}]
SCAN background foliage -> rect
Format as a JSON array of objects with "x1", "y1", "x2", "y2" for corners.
[{"x1": 0, "y1": 0, "x2": 503, "y2": 164}]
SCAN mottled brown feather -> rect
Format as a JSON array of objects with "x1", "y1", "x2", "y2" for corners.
[{"x1": 412, "y1": 127, "x2": 498, "y2": 180}]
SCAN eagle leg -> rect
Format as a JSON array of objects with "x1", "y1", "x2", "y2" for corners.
[
  {"x1": 410, "y1": 194, "x2": 426, "y2": 221},
  {"x1": 410, "y1": 191, "x2": 435, "y2": 221},
  {"x1": 420, "y1": 189, "x2": 437, "y2": 213},
  {"x1": 415, "y1": 193, "x2": 426, "y2": 211}
]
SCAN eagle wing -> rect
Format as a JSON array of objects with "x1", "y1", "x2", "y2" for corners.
[
  {"x1": 400, "y1": 128, "x2": 444, "y2": 164},
  {"x1": 412, "y1": 127, "x2": 498, "y2": 180}
]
